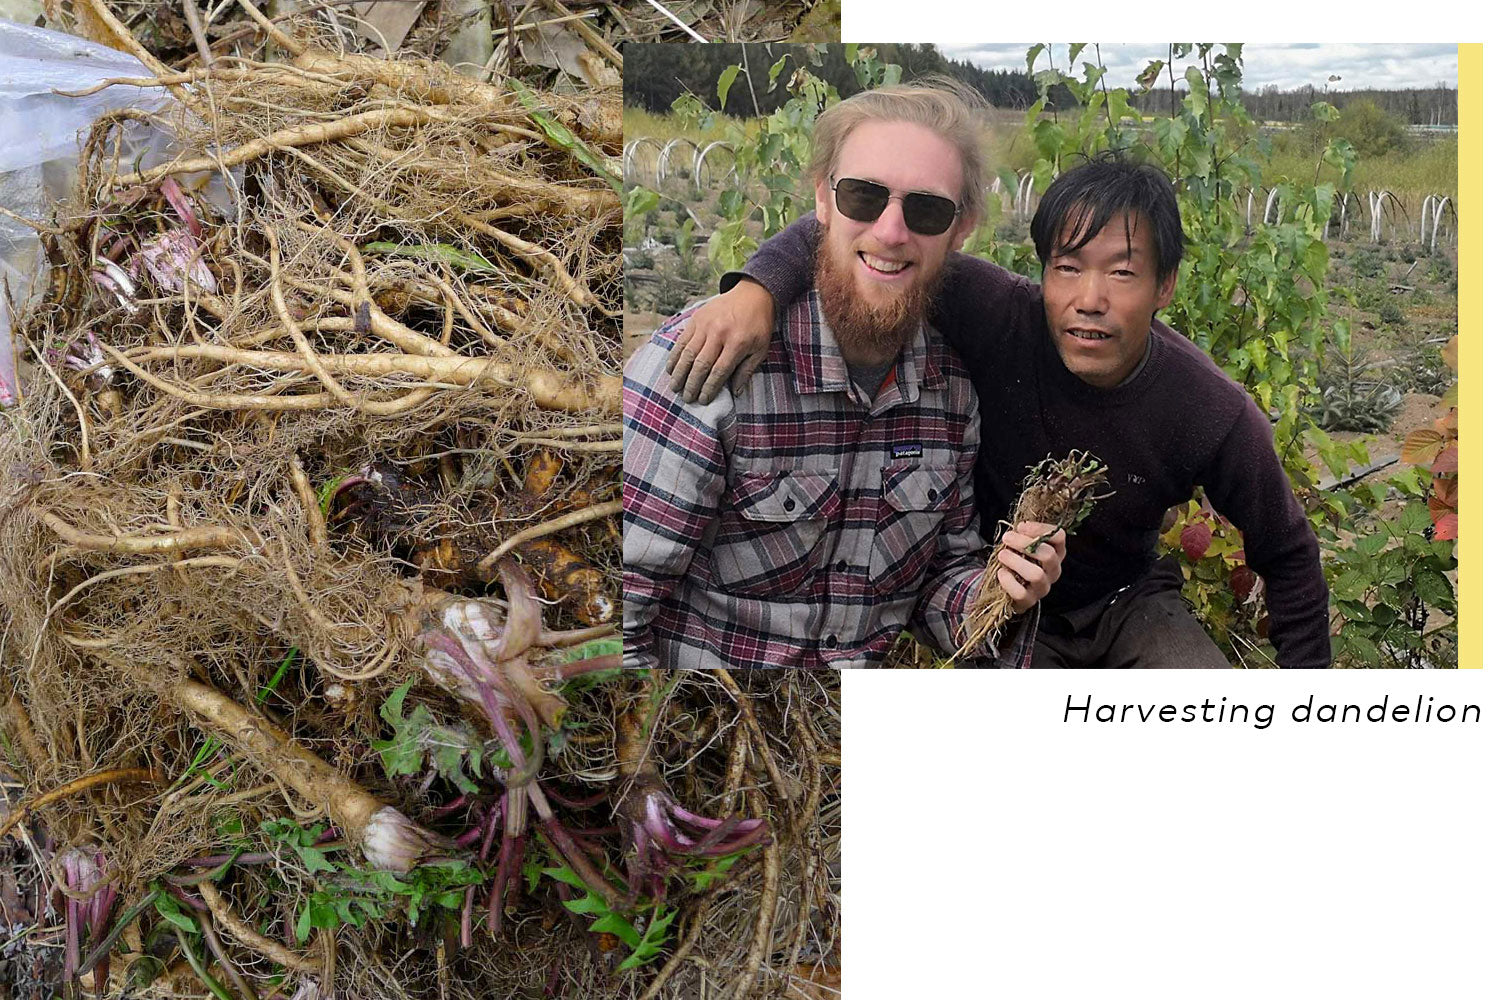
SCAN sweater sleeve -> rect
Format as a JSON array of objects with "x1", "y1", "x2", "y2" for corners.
[
  {"x1": 1201, "y1": 399, "x2": 1331, "y2": 669},
  {"x1": 727, "y1": 213, "x2": 1032, "y2": 363}
]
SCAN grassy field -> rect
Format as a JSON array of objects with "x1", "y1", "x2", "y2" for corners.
[{"x1": 625, "y1": 108, "x2": 1459, "y2": 231}]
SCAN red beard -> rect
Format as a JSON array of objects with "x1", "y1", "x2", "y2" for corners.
[{"x1": 814, "y1": 228, "x2": 944, "y2": 360}]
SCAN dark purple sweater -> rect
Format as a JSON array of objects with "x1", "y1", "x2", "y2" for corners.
[{"x1": 731, "y1": 215, "x2": 1330, "y2": 669}]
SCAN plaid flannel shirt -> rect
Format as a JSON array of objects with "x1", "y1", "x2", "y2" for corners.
[{"x1": 624, "y1": 289, "x2": 1034, "y2": 669}]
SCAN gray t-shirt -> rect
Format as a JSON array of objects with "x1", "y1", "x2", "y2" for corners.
[{"x1": 845, "y1": 359, "x2": 891, "y2": 404}]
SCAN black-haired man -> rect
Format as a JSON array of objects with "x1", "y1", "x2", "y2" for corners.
[{"x1": 673, "y1": 156, "x2": 1330, "y2": 669}]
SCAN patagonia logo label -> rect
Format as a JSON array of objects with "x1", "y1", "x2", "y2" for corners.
[{"x1": 891, "y1": 443, "x2": 923, "y2": 459}]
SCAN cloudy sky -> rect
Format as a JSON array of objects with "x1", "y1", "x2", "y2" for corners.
[{"x1": 938, "y1": 44, "x2": 1458, "y2": 93}]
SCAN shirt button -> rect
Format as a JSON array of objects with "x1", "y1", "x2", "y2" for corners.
[
  {"x1": 783, "y1": 497, "x2": 796, "y2": 511},
  {"x1": 928, "y1": 488, "x2": 939, "y2": 501},
  {"x1": 834, "y1": 559, "x2": 848, "y2": 572},
  {"x1": 825, "y1": 634, "x2": 838, "y2": 647}
]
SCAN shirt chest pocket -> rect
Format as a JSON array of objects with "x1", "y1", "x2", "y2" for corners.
[
  {"x1": 710, "y1": 470, "x2": 840, "y2": 597},
  {"x1": 869, "y1": 463, "x2": 960, "y2": 596}
]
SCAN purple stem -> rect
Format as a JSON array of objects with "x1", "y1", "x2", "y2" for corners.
[
  {"x1": 504, "y1": 839, "x2": 525, "y2": 912},
  {"x1": 90, "y1": 881, "x2": 117, "y2": 935},
  {"x1": 432, "y1": 794, "x2": 470, "y2": 818},
  {"x1": 687, "y1": 822, "x2": 771, "y2": 858},
  {"x1": 627, "y1": 824, "x2": 649, "y2": 899},
  {"x1": 550, "y1": 654, "x2": 624, "y2": 681},
  {"x1": 165, "y1": 883, "x2": 208, "y2": 912},
  {"x1": 666, "y1": 801, "x2": 765, "y2": 836},
  {"x1": 644, "y1": 794, "x2": 769, "y2": 857},
  {"x1": 179, "y1": 850, "x2": 275, "y2": 868},
  {"x1": 461, "y1": 884, "x2": 475, "y2": 949},
  {"x1": 453, "y1": 827, "x2": 483, "y2": 848},
  {"x1": 538, "y1": 782, "x2": 612, "y2": 810},
  {"x1": 488, "y1": 822, "x2": 525, "y2": 931},
  {"x1": 531, "y1": 788, "x2": 622, "y2": 908},
  {"x1": 480, "y1": 796, "x2": 505, "y2": 860},
  {"x1": 424, "y1": 632, "x2": 533, "y2": 780},
  {"x1": 492, "y1": 669, "x2": 546, "y2": 786},
  {"x1": 64, "y1": 896, "x2": 80, "y2": 982},
  {"x1": 160, "y1": 176, "x2": 202, "y2": 239}
]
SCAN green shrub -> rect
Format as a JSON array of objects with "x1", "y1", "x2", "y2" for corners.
[{"x1": 1349, "y1": 247, "x2": 1384, "y2": 278}]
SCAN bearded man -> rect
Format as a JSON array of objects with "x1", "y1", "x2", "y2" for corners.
[{"x1": 623, "y1": 81, "x2": 1064, "y2": 669}]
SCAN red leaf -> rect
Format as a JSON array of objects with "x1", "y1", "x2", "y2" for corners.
[
  {"x1": 1229, "y1": 565, "x2": 1258, "y2": 601},
  {"x1": 1430, "y1": 478, "x2": 1457, "y2": 509},
  {"x1": 1433, "y1": 512, "x2": 1458, "y2": 541},
  {"x1": 1430, "y1": 444, "x2": 1458, "y2": 476},
  {"x1": 1180, "y1": 522, "x2": 1211, "y2": 561}
]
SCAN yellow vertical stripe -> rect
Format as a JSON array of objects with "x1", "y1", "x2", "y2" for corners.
[{"x1": 1457, "y1": 44, "x2": 1480, "y2": 667}]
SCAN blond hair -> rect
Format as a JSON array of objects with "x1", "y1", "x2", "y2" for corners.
[{"x1": 810, "y1": 77, "x2": 991, "y2": 227}]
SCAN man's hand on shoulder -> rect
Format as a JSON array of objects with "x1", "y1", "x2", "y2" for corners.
[
  {"x1": 991, "y1": 521, "x2": 1066, "y2": 613},
  {"x1": 666, "y1": 279, "x2": 776, "y2": 404}
]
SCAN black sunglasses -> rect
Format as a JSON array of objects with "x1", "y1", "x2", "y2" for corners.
[{"x1": 830, "y1": 176, "x2": 960, "y2": 236}]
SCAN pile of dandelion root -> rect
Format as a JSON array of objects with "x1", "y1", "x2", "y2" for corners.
[
  {"x1": 954, "y1": 451, "x2": 1112, "y2": 660},
  {"x1": 0, "y1": 7, "x2": 855, "y2": 999}
]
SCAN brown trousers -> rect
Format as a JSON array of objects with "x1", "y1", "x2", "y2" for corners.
[{"x1": 1032, "y1": 557, "x2": 1232, "y2": 669}]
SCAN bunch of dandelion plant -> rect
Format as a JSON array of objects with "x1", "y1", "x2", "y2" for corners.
[{"x1": 954, "y1": 451, "x2": 1113, "y2": 660}]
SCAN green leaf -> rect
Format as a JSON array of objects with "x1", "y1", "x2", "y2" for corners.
[
  {"x1": 378, "y1": 679, "x2": 415, "y2": 728},
  {"x1": 623, "y1": 187, "x2": 659, "y2": 220},
  {"x1": 1310, "y1": 101, "x2": 1339, "y2": 122},
  {"x1": 505, "y1": 79, "x2": 622, "y2": 194},
  {"x1": 1025, "y1": 44, "x2": 1045, "y2": 74},
  {"x1": 1033, "y1": 69, "x2": 1064, "y2": 93},
  {"x1": 687, "y1": 852, "x2": 746, "y2": 892},
  {"x1": 294, "y1": 903, "x2": 312, "y2": 944},
  {"x1": 716, "y1": 65, "x2": 741, "y2": 110},
  {"x1": 588, "y1": 912, "x2": 642, "y2": 948},
  {"x1": 1414, "y1": 569, "x2": 1454, "y2": 607},
  {"x1": 154, "y1": 891, "x2": 198, "y2": 934},
  {"x1": 309, "y1": 902, "x2": 340, "y2": 931},
  {"x1": 296, "y1": 844, "x2": 336, "y2": 875},
  {"x1": 1332, "y1": 571, "x2": 1370, "y2": 601},
  {"x1": 555, "y1": 638, "x2": 624, "y2": 663},
  {"x1": 617, "y1": 906, "x2": 677, "y2": 972},
  {"x1": 562, "y1": 894, "x2": 605, "y2": 917},
  {"x1": 361, "y1": 241, "x2": 498, "y2": 274},
  {"x1": 1068, "y1": 43, "x2": 1087, "y2": 67},
  {"x1": 542, "y1": 866, "x2": 588, "y2": 892},
  {"x1": 768, "y1": 55, "x2": 788, "y2": 88},
  {"x1": 1034, "y1": 119, "x2": 1064, "y2": 160},
  {"x1": 1343, "y1": 634, "x2": 1383, "y2": 665}
]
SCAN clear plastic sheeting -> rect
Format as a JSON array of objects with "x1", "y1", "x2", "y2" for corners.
[
  {"x1": 0, "y1": 20, "x2": 170, "y2": 405},
  {"x1": 0, "y1": 20, "x2": 162, "y2": 172}
]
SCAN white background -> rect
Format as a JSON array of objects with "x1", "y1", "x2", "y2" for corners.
[{"x1": 837, "y1": 14, "x2": 1496, "y2": 999}]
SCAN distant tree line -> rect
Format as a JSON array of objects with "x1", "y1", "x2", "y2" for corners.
[
  {"x1": 623, "y1": 43, "x2": 1037, "y2": 117},
  {"x1": 624, "y1": 43, "x2": 1457, "y2": 127}
]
